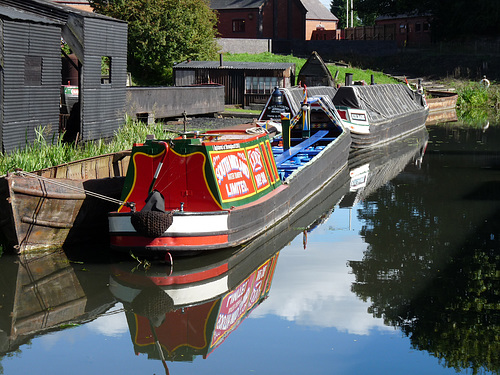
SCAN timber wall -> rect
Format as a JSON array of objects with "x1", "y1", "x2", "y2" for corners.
[{"x1": 125, "y1": 86, "x2": 225, "y2": 121}]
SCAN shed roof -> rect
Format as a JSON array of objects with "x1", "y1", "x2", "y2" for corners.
[
  {"x1": 0, "y1": 4, "x2": 63, "y2": 24},
  {"x1": 0, "y1": 0, "x2": 126, "y2": 23},
  {"x1": 301, "y1": 0, "x2": 338, "y2": 21},
  {"x1": 174, "y1": 60, "x2": 295, "y2": 70}
]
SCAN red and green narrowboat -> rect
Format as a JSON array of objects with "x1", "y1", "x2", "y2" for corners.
[{"x1": 108, "y1": 93, "x2": 351, "y2": 256}]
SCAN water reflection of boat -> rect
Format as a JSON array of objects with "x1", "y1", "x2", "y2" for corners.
[
  {"x1": 109, "y1": 167, "x2": 350, "y2": 363},
  {"x1": 0, "y1": 249, "x2": 115, "y2": 355},
  {"x1": 341, "y1": 127, "x2": 429, "y2": 208}
]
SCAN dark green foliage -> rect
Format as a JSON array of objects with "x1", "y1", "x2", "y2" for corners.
[
  {"x1": 89, "y1": 0, "x2": 219, "y2": 85},
  {"x1": 330, "y1": 0, "x2": 363, "y2": 28},
  {"x1": 352, "y1": 0, "x2": 500, "y2": 40}
]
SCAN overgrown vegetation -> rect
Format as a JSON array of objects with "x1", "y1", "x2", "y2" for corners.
[
  {"x1": 436, "y1": 79, "x2": 500, "y2": 123},
  {"x1": 0, "y1": 118, "x2": 169, "y2": 175},
  {"x1": 454, "y1": 82, "x2": 500, "y2": 109}
]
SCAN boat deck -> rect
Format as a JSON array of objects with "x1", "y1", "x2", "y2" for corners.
[{"x1": 272, "y1": 131, "x2": 330, "y2": 178}]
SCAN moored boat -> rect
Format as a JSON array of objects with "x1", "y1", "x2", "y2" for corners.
[
  {"x1": 108, "y1": 92, "x2": 351, "y2": 256},
  {"x1": 425, "y1": 90, "x2": 458, "y2": 125},
  {"x1": 426, "y1": 90, "x2": 458, "y2": 113},
  {"x1": 259, "y1": 84, "x2": 429, "y2": 149},
  {"x1": 0, "y1": 151, "x2": 130, "y2": 253}
]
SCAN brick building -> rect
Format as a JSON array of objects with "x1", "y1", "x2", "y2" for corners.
[
  {"x1": 375, "y1": 13, "x2": 432, "y2": 47},
  {"x1": 210, "y1": 0, "x2": 337, "y2": 40}
]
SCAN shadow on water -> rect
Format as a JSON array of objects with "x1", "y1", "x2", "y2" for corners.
[{"x1": 348, "y1": 122, "x2": 500, "y2": 374}]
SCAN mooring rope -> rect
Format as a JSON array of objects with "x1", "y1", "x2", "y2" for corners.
[{"x1": 14, "y1": 170, "x2": 127, "y2": 206}]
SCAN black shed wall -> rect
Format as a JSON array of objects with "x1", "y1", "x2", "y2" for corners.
[
  {"x1": 80, "y1": 16, "x2": 127, "y2": 141},
  {"x1": 2, "y1": 20, "x2": 61, "y2": 153}
]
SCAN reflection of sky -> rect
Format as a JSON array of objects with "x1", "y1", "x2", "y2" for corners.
[
  {"x1": 86, "y1": 304, "x2": 129, "y2": 337},
  {"x1": 38, "y1": 304, "x2": 128, "y2": 351},
  {"x1": 252, "y1": 206, "x2": 393, "y2": 335},
  {"x1": 1, "y1": 206, "x2": 473, "y2": 375}
]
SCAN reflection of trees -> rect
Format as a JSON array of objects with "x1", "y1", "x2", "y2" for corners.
[{"x1": 349, "y1": 154, "x2": 500, "y2": 374}]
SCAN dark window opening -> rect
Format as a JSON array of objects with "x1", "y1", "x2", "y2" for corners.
[
  {"x1": 415, "y1": 23, "x2": 421, "y2": 32},
  {"x1": 232, "y1": 19, "x2": 245, "y2": 33},
  {"x1": 25, "y1": 56, "x2": 42, "y2": 86}
]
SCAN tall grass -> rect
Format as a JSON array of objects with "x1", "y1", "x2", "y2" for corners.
[{"x1": 0, "y1": 118, "x2": 170, "y2": 175}]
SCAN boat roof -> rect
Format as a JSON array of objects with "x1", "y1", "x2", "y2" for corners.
[
  {"x1": 332, "y1": 84, "x2": 427, "y2": 122},
  {"x1": 283, "y1": 86, "x2": 338, "y2": 114}
]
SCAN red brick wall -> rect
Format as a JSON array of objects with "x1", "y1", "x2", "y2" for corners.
[
  {"x1": 217, "y1": 9, "x2": 260, "y2": 38},
  {"x1": 375, "y1": 16, "x2": 432, "y2": 47},
  {"x1": 216, "y1": 0, "x2": 306, "y2": 40}
]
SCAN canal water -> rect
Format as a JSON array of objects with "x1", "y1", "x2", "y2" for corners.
[{"x1": 0, "y1": 119, "x2": 499, "y2": 374}]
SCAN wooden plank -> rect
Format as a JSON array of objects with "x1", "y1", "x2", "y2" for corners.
[{"x1": 274, "y1": 130, "x2": 328, "y2": 167}]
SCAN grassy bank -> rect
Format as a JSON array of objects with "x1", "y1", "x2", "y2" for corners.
[
  {"x1": 0, "y1": 119, "x2": 169, "y2": 175},
  {"x1": 224, "y1": 52, "x2": 399, "y2": 85}
]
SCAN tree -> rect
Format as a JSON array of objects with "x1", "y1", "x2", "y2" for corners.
[
  {"x1": 330, "y1": 0, "x2": 363, "y2": 28},
  {"x1": 354, "y1": 0, "x2": 500, "y2": 39},
  {"x1": 89, "y1": 0, "x2": 219, "y2": 85}
]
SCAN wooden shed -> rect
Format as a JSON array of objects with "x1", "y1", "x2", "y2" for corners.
[
  {"x1": 0, "y1": 0, "x2": 128, "y2": 153},
  {"x1": 173, "y1": 59, "x2": 295, "y2": 108}
]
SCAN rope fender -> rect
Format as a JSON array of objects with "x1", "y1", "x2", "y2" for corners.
[{"x1": 131, "y1": 210, "x2": 173, "y2": 238}]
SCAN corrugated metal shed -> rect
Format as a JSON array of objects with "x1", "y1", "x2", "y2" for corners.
[
  {"x1": 0, "y1": 7, "x2": 63, "y2": 152},
  {"x1": 77, "y1": 15, "x2": 128, "y2": 140},
  {"x1": 0, "y1": 0, "x2": 128, "y2": 153}
]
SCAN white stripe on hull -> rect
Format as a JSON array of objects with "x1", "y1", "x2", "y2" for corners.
[
  {"x1": 109, "y1": 212, "x2": 229, "y2": 234},
  {"x1": 109, "y1": 275, "x2": 229, "y2": 306}
]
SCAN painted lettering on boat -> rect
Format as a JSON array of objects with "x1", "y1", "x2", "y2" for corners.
[
  {"x1": 210, "y1": 259, "x2": 274, "y2": 349},
  {"x1": 210, "y1": 148, "x2": 256, "y2": 202},
  {"x1": 225, "y1": 180, "x2": 250, "y2": 197},
  {"x1": 212, "y1": 143, "x2": 241, "y2": 151},
  {"x1": 247, "y1": 145, "x2": 271, "y2": 191}
]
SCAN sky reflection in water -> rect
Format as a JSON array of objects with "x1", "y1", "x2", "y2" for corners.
[{"x1": 2, "y1": 122, "x2": 498, "y2": 375}]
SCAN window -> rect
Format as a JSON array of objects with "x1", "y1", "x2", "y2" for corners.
[
  {"x1": 245, "y1": 76, "x2": 281, "y2": 94},
  {"x1": 101, "y1": 56, "x2": 111, "y2": 84},
  {"x1": 423, "y1": 22, "x2": 430, "y2": 32},
  {"x1": 399, "y1": 24, "x2": 406, "y2": 33},
  {"x1": 25, "y1": 56, "x2": 42, "y2": 86},
  {"x1": 415, "y1": 23, "x2": 421, "y2": 32},
  {"x1": 232, "y1": 19, "x2": 245, "y2": 33}
]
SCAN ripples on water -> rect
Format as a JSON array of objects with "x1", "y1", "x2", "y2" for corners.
[{"x1": 0, "y1": 121, "x2": 499, "y2": 374}]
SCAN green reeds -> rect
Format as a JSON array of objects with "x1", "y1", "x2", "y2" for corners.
[{"x1": 0, "y1": 117, "x2": 170, "y2": 175}]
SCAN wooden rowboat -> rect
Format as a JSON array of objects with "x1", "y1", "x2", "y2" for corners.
[{"x1": 0, "y1": 151, "x2": 130, "y2": 253}]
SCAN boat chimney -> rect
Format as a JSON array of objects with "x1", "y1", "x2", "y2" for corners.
[{"x1": 345, "y1": 73, "x2": 353, "y2": 86}]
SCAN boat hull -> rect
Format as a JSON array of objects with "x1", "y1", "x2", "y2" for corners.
[
  {"x1": 0, "y1": 152, "x2": 130, "y2": 253},
  {"x1": 108, "y1": 129, "x2": 351, "y2": 255},
  {"x1": 349, "y1": 107, "x2": 429, "y2": 148}
]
